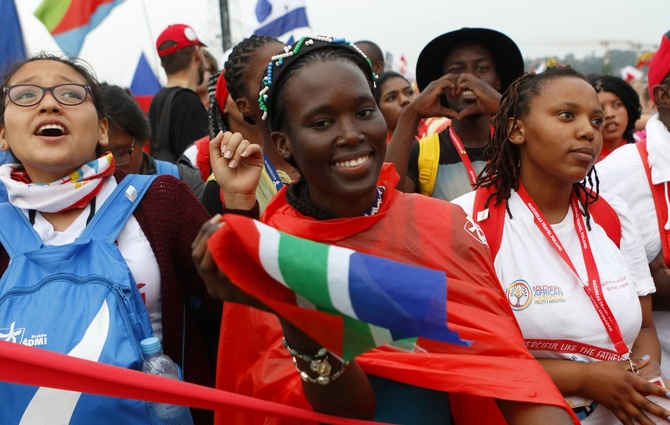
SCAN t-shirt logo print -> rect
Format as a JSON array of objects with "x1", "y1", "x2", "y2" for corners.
[
  {"x1": 506, "y1": 280, "x2": 533, "y2": 311},
  {"x1": 463, "y1": 216, "x2": 488, "y2": 245}
]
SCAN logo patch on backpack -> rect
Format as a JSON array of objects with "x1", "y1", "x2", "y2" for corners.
[{"x1": 0, "y1": 321, "x2": 27, "y2": 344}]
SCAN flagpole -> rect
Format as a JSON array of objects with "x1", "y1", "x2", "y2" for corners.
[
  {"x1": 219, "y1": 0, "x2": 232, "y2": 51},
  {"x1": 138, "y1": 0, "x2": 160, "y2": 76}
]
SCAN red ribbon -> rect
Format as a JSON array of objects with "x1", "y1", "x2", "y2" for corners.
[{"x1": 0, "y1": 340, "x2": 388, "y2": 425}]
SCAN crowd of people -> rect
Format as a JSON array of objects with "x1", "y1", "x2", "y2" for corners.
[{"x1": 1, "y1": 19, "x2": 670, "y2": 425}]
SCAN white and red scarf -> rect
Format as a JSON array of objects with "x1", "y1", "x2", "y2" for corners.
[{"x1": 0, "y1": 154, "x2": 115, "y2": 213}]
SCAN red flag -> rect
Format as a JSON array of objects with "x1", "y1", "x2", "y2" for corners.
[{"x1": 35, "y1": 0, "x2": 125, "y2": 57}]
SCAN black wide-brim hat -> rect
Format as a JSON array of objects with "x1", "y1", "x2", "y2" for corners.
[{"x1": 416, "y1": 27, "x2": 524, "y2": 94}]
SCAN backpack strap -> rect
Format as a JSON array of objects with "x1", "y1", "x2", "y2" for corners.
[
  {"x1": 154, "y1": 159, "x2": 180, "y2": 178},
  {"x1": 417, "y1": 133, "x2": 440, "y2": 196},
  {"x1": 473, "y1": 185, "x2": 506, "y2": 258},
  {"x1": 0, "y1": 175, "x2": 157, "y2": 255},
  {"x1": 151, "y1": 88, "x2": 185, "y2": 163},
  {"x1": 0, "y1": 203, "x2": 44, "y2": 257},
  {"x1": 636, "y1": 140, "x2": 670, "y2": 264},
  {"x1": 80, "y1": 174, "x2": 157, "y2": 243},
  {"x1": 472, "y1": 186, "x2": 622, "y2": 258},
  {"x1": 583, "y1": 191, "x2": 621, "y2": 248}
]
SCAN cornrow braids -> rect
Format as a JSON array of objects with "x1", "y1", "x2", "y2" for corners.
[
  {"x1": 224, "y1": 34, "x2": 281, "y2": 101},
  {"x1": 206, "y1": 71, "x2": 228, "y2": 139},
  {"x1": 259, "y1": 35, "x2": 377, "y2": 132},
  {"x1": 477, "y1": 65, "x2": 601, "y2": 228},
  {"x1": 590, "y1": 75, "x2": 642, "y2": 143}
]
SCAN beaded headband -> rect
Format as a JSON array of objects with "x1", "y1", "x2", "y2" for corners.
[{"x1": 258, "y1": 35, "x2": 377, "y2": 122}]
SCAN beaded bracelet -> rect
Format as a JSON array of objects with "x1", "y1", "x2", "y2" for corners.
[
  {"x1": 282, "y1": 338, "x2": 349, "y2": 385},
  {"x1": 282, "y1": 338, "x2": 329, "y2": 362}
]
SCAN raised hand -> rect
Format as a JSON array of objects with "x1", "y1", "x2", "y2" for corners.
[
  {"x1": 409, "y1": 73, "x2": 502, "y2": 122},
  {"x1": 451, "y1": 73, "x2": 503, "y2": 119},
  {"x1": 408, "y1": 74, "x2": 461, "y2": 121},
  {"x1": 209, "y1": 131, "x2": 264, "y2": 209}
]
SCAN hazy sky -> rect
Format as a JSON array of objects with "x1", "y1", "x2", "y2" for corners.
[{"x1": 13, "y1": 0, "x2": 669, "y2": 87}]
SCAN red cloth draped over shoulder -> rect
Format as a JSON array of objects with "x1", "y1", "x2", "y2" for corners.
[{"x1": 215, "y1": 164, "x2": 576, "y2": 425}]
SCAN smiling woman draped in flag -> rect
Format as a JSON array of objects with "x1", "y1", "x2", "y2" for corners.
[{"x1": 192, "y1": 36, "x2": 578, "y2": 425}]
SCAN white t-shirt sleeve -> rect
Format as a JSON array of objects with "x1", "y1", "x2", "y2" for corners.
[
  {"x1": 597, "y1": 145, "x2": 661, "y2": 262},
  {"x1": 601, "y1": 193, "x2": 655, "y2": 296}
]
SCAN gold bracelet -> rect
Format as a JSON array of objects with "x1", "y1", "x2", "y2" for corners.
[
  {"x1": 282, "y1": 338, "x2": 349, "y2": 385},
  {"x1": 282, "y1": 338, "x2": 328, "y2": 362},
  {"x1": 291, "y1": 356, "x2": 349, "y2": 385}
]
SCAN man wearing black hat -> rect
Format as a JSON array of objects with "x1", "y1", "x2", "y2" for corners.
[{"x1": 386, "y1": 27, "x2": 524, "y2": 201}]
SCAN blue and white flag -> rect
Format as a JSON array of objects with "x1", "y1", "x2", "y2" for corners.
[
  {"x1": 0, "y1": 0, "x2": 26, "y2": 73},
  {"x1": 247, "y1": 0, "x2": 310, "y2": 41}
]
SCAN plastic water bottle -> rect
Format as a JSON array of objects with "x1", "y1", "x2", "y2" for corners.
[{"x1": 140, "y1": 337, "x2": 194, "y2": 425}]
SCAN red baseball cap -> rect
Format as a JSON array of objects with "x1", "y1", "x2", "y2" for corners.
[{"x1": 156, "y1": 24, "x2": 207, "y2": 57}]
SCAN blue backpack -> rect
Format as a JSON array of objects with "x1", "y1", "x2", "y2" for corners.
[
  {"x1": 0, "y1": 174, "x2": 157, "y2": 424},
  {"x1": 155, "y1": 159, "x2": 180, "y2": 178}
]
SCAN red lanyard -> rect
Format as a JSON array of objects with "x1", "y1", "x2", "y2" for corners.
[
  {"x1": 448, "y1": 127, "x2": 478, "y2": 185},
  {"x1": 516, "y1": 183, "x2": 630, "y2": 358},
  {"x1": 448, "y1": 126, "x2": 494, "y2": 186}
]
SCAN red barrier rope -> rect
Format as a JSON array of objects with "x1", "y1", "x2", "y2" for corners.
[{"x1": 0, "y1": 341, "x2": 388, "y2": 424}]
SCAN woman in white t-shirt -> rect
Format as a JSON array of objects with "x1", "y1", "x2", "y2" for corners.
[{"x1": 453, "y1": 66, "x2": 669, "y2": 425}]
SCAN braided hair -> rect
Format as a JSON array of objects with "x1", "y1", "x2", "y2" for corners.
[
  {"x1": 262, "y1": 37, "x2": 376, "y2": 133},
  {"x1": 590, "y1": 75, "x2": 641, "y2": 143},
  {"x1": 224, "y1": 34, "x2": 281, "y2": 101},
  {"x1": 477, "y1": 66, "x2": 600, "y2": 228},
  {"x1": 205, "y1": 71, "x2": 227, "y2": 139}
]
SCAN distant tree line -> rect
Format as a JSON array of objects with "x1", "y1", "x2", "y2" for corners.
[{"x1": 525, "y1": 49, "x2": 644, "y2": 77}]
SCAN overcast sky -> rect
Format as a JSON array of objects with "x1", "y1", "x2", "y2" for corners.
[{"x1": 14, "y1": 0, "x2": 669, "y2": 87}]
